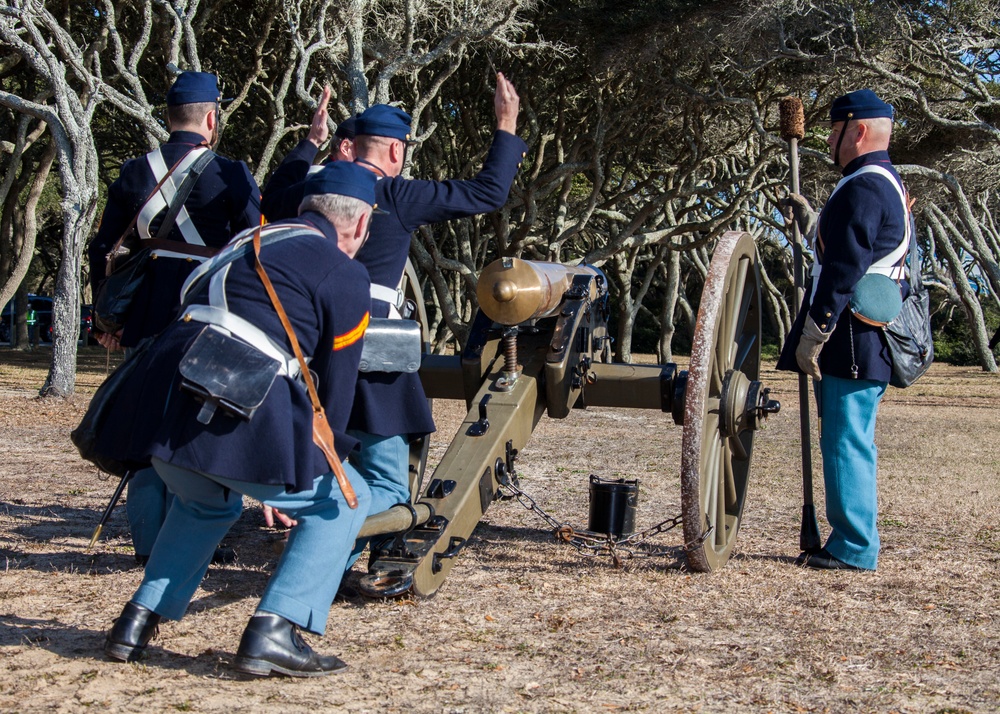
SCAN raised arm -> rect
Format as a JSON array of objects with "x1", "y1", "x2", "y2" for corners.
[{"x1": 495, "y1": 72, "x2": 519, "y2": 136}]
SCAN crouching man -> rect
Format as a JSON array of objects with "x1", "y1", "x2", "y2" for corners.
[{"x1": 99, "y1": 162, "x2": 378, "y2": 677}]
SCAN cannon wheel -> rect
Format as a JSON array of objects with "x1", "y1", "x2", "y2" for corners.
[
  {"x1": 401, "y1": 258, "x2": 432, "y2": 502},
  {"x1": 681, "y1": 231, "x2": 762, "y2": 572}
]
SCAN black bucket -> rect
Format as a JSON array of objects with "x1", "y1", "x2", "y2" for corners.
[{"x1": 587, "y1": 475, "x2": 638, "y2": 537}]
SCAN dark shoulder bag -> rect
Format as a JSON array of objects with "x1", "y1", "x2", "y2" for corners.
[
  {"x1": 70, "y1": 338, "x2": 154, "y2": 476},
  {"x1": 72, "y1": 226, "x2": 304, "y2": 476},
  {"x1": 883, "y1": 213, "x2": 933, "y2": 387},
  {"x1": 93, "y1": 149, "x2": 215, "y2": 334}
]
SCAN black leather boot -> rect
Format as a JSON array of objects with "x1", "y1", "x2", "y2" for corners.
[
  {"x1": 233, "y1": 613, "x2": 347, "y2": 677},
  {"x1": 105, "y1": 602, "x2": 161, "y2": 662}
]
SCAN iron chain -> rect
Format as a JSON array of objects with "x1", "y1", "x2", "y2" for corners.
[{"x1": 497, "y1": 474, "x2": 687, "y2": 567}]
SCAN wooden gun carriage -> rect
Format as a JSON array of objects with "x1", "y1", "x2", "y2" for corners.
[{"x1": 357, "y1": 231, "x2": 780, "y2": 598}]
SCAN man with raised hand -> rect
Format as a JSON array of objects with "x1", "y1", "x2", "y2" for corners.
[
  {"x1": 260, "y1": 84, "x2": 356, "y2": 222},
  {"x1": 344, "y1": 73, "x2": 527, "y2": 566}
]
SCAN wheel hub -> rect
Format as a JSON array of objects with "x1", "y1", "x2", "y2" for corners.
[{"x1": 719, "y1": 370, "x2": 781, "y2": 438}]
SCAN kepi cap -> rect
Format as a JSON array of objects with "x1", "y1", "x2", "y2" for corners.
[
  {"x1": 303, "y1": 161, "x2": 381, "y2": 210},
  {"x1": 166, "y1": 72, "x2": 222, "y2": 106},
  {"x1": 356, "y1": 104, "x2": 417, "y2": 143},
  {"x1": 830, "y1": 89, "x2": 894, "y2": 122},
  {"x1": 334, "y1": 116, "x2": 358, "y2": 141}
]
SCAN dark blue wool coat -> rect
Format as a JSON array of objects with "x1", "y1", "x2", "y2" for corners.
[
  {"x1": 262, "y1": 130, "x2": 529, "y2": 437},
  {"x1": 94, "y1": 213, "x2": 370, "y2": 494},
  {"x1": 778, "y1": 151, "x2": 909, "y2": 382},
  {"x1": 89, "y1": 131, "x2": 261, "y2": 346}
]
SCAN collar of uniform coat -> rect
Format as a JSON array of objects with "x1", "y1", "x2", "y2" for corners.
[
  {"x1": 841, "y1": 150, "x2": 892, "y2": 177},
  {"x1": 166, "y1": 130, "x2": 213, "y2": 148}
]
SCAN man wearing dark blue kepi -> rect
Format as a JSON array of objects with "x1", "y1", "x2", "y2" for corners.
[
  {"x1": 101, "y1": 162, "x2": 376, "y2": 677},
  {"x1": 779, "y1": 89, "x2": 910, "y2": 572},
  {"x1": 260, "y1": 73, "x2": 527, "y2": 566},
  {"x1": 88, "y1": 71, "x2": 261, "y2": 567},
  {"x1": 344, "y1": 73, "x2": 527, "y2": 563}
]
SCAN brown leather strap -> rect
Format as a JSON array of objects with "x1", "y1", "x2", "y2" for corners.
[
  {"x1": 104, "y1": 142, "x2": 211, "y2": 276},
  {"x1": 251, "y1": 226, "x2": 359, "y2": 509},
  {"x1": 141, "y1": 238, "x2": 221, "y2": 259}
]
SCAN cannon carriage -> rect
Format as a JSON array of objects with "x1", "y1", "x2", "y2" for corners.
[{"x1": 357, "y1": 231, "x2": 780, "y2": 598}]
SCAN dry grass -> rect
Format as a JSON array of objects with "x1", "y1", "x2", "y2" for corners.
[{"x1": 0, "y1": 346, "x2": 998, "y2": 713}]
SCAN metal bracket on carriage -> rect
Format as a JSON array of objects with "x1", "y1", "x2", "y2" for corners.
[
  {"x1": 431, "y1": 536, "x2": 467, "y2": 574},
  {"x1": 466, "y1": 394, "x2": 491, "y2": 436},
  {"x1": 494, "y1": 440, "x2": 519, "y2": 491},
  {"x1": 359, "y1": 508, "x2": 450, "y2": 599}
]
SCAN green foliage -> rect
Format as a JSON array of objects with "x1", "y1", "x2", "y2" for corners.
[{"x1": 932, "y1": 292, "x2": 1000, "y2": 366}]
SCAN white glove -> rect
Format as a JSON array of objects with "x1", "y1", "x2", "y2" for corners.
[{"x1": 795, "y1": 314, "x2": 831, "y2": 380}]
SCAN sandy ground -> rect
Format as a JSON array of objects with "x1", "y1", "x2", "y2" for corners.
[{"x1": 0, "y1": 347, "x2": 998, "y2": 713}]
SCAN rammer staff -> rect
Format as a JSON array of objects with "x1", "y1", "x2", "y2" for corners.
[{"x1": 779, "y1": 96, "x2": 822, "y2": 555}]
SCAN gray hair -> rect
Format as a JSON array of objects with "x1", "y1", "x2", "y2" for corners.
[{"x1": 299, "y1": 193, "x2": 372, "y2": 224}]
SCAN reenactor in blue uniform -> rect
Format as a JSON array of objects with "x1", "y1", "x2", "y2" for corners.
[
  {"x1": 261, "y1": 73, "x2": 528, "y2": 558},
  {"x1": 778, "y1": 90, "x2": 909, "y2": 572},
  {"x1": 101, "y1": 162, "x2": 377, "y2": 677},
  {"x1": 87, "y1": 72, "x2": 262, "y2": 566},
  {"x1": 260, "y1": 84, "x2": 355, "y2": 222}
]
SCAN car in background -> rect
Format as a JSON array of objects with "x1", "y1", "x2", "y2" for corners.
[
  {"x1": 1, "y1": 294, "x2": 52, "y2": 346},
  {"x1": 2, "y1": 296, "x2": 94, "y2": 345}
]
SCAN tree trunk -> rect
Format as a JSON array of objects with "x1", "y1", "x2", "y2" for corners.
[
  {"x1": 616, "y1": 303, "x2": 635, "y2": 364},
  {"x1": 39, "y1": 203, "x2": 96, "y2": 397},
  {"x1": 927, "y1": 210, "x2": 998, "y2": 372},
  {"x1": 41, "y1": 176, "x2": 98, "y2": 397},
  {"x1": 13, "y1": 283, "x2": 29, "y2": 348},
  {"x1": 657, "y1": 247, "x2": 681, "y2": 363}
]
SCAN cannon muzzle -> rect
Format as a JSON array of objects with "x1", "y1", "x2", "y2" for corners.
[{"x1": 477, "y1": 257, "x2": 605, "y2": 325}]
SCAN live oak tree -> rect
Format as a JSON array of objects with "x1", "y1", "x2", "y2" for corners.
[{"x1": 2, "y1": 0, "x2": 1000, "y2": 396}]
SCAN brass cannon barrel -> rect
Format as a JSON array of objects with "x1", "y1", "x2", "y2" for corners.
[{"x1": 477, "y1": 258, "x2": 605, "y2": 325}]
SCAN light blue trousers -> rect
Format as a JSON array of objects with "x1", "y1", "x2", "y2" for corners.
[
  {"x1": 133, "y1": 457, "x2": 371, "y2": 636},
  {"x1": 125, "y1": 466, "x2": 174, "y2": 558},
  {"x1": 818, "y1": 375, "x2": 887, "y2": 570},
  {"x1": 346, "y1": 431, "x2": 412, "y2": 566}
]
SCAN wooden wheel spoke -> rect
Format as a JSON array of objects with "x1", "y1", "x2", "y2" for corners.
[
  {"x1": 728, "y1": 433, "x2": 748, "y2": 461},
  {"x1": 712, "y1": 302, "x2": 729, "y2": 385},
  {"x1": 718, "y1": 295, "x2": 734, "y2": 370},
  {"x1": 715, "y1": 440, "x2": 728, "y2": 547},
  {"x1": 711, "y1": 353, "x2": 724, "y2": 394},
  {"x1": 724, "y1": 258, "x2": 750, "y2": 366},
  {"x1": 733, "y1": 262, "x2": 754, "y2": 342},
  {"x1": 702, "y1": 413, "x2": 720, "y2": 516},
  {"x1": 724, "y1": 443, "x2": 737, "y2": 508}
]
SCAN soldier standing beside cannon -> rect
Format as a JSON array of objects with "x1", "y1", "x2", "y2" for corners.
[
  {"x1": 779, "y1": 89, "x2": 910, "y2": 572},
  {"x1": 87, "y1": 72, "x2": 262, "y2": 567},
  {"x1": 261, "y1": 73, "x2": 528, "y2": 562}
]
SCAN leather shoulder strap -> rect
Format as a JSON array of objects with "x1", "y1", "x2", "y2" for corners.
[
  {"x1": 251, "y1": 226, "x2": 360, "y2": 509},
  {"x1": 104, "y1": 149, "x2": 200, "y2": 276}
]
